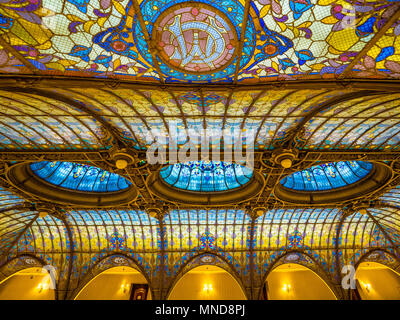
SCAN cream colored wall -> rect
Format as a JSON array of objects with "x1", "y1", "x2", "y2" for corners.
[
  {"x1": 356, "y1": 262, "x2": 400, "y2": 300},
  {"x1": 168, "y1": 265, "x2": 247, "y2": 300},
  {"x1": 75, "y1": 266, "x2": 151, "y2": 300},
  {"x1": 3, "y1": 263, "x2": 399, "y2": 300},
  {"x1": 0, "y1": 268, "x2": 56, "y2": 300},
  {"x1": 266, "y1": 264, "x2": 336, "y2": 300}
]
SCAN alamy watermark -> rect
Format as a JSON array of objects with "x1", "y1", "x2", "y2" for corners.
[
  {"x1": 341, "y1": 265, "x2": 357, "y2": 290},
  {"x1": 341, "y1": 3, "x2": 356, "y2": 30},
  {"x1": 145, "y1": 122, "x2": 256, "y2": 169}
]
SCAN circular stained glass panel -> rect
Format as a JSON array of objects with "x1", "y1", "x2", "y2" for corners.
[
  {"x1": 280, "y1": 161, "x2": 373, "y2": 192},
  {"x1": 30, "y1": 161, "x2": 131, "y2": 193},
  {"x1": 152, "y1": 3, "x2": 238, "y2": 74},
  {"x1": 160, "y1": 161, "x2": 253, "y2": 192}
]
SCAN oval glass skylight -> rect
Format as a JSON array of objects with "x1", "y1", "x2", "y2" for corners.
[
  {"x1": 30, "y1": 161, "x2": 131, "y2": 192},
  {"x1": 280, "y1": 161, "x2": 373, "y2": 192},
  {"x1": 160, "y1": 161, "x2": 253, "y2": 192}
]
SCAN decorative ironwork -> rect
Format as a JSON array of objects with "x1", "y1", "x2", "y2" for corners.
[{"x1": 0, "y1": 0, "x2": 399, "y2": 300}]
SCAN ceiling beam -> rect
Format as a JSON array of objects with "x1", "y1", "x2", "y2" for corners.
[
  {"x1": 0, "y1": 76, "x2": 399, "y2": 92},
  {"x1": 248, "y1": 216, "x2": 256, "y2": 300},
  {"x1": 60, "y1": 214, "x2": 75, "y2": 300},
  {"x1": 0, "y1": 35, "x2": 39, "y2": 74},
  {"x1": 1, "y1": 149, "x2": 400, "y2": 161},
  {"x1": 233, "y1": 0, "x2": 252, "y2": 84},
  {"x1": 334, "y1": 214, "x2": 346, "y2": 287}
]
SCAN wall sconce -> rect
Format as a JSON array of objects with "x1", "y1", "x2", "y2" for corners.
[
  {"x1": 121, "y1": 283, "x2": 129, "y2": 293},
  {"x1": 203, "y1": 283, "x2": 213, "y2": 293},
  {"x1": 37, "y1": 282, "x2": 48, "y2": 293},
  {"x1": 364, "y1": 283, "x2": 371, "y2": 293},
  {"x1": 282, "y1": 284, "x2": 291, "y2": 293}
]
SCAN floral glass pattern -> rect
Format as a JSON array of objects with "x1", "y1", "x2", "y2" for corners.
[
  {"x1": 160, "y1": 161, "x2": 253, "y2": 192},
  {"x1": 280, "y1": 161, "x2": 373, "y2": 191},
  {"x1": 0, "y1": 0, "x2": 397, "y2": 81},
  {"x1": 30, "y1": 161, "x2": 131, "y2": 192}
]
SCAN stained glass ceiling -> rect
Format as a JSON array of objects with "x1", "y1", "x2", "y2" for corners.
[
  {"x1": 0, "y1": 0, "x2": 399, "y2": 300},
  {"x1": 0, "y1": 0, "x2": 398, "y2": 83},
  {"x1": 30, "y1": 161, "x2": 131, "y2": 192},
  {"x1": 160, "y1": 161, "x2": 253, "y2": 192},
  {"x1": 280, "y1": 161, "x2": 373, "y2": 191}
]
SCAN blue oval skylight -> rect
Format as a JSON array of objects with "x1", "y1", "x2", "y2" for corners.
[
  {"x1": 280, "y1": 161, "x2": 373, "y2": 192},
  {"x1": 30, "y1": 161, "x2": 131, "y2": 192},
  {"x1": 160, "y1": 161, "x2": 253, "y2": 192}
]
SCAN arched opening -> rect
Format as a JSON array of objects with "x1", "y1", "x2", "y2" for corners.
[
  {"x1": 265, "y1": 264, "x2": 336, "y2": 300},
  {"x1": 168, "y1": 265, "x2": 247, "y2": 300},
  {"x1": 0, "y1": 267, "x2": 56, "y2": 300},
  {"x1": 75, "y1": 266, "x2": 151, "y2": 300},
  {"x1": 356, "y1": 262, "x2": 400, "y2": 300}
]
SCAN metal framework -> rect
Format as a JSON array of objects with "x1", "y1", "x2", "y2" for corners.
[{"x1": 0, "y1": 0, "x2": 399, "y2": 300}]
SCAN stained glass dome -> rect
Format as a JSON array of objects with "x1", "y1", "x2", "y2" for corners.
[
  {"x1": 160, "y1": 161, "x2": 253, "y2": 192},
  {"x1": 30, "y1": 161, "x2": 131, "y2": 193},
  {"x1": 280, "y1": 161, "x2": 373, "y2": 192}
]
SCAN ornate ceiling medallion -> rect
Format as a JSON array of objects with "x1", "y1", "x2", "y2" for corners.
[
  {"x1": 274, "y1": 161, "x2": 392, "y2": 205},
  {"x1": 7, "y1": 162, "x2": 138, "y2": 207},
  {"x1": 93, "y1": 0, "x2": 293, "y2": 82},
  {"x1": 152, "y1": 3, "x2": 238, "y2": 74}
]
